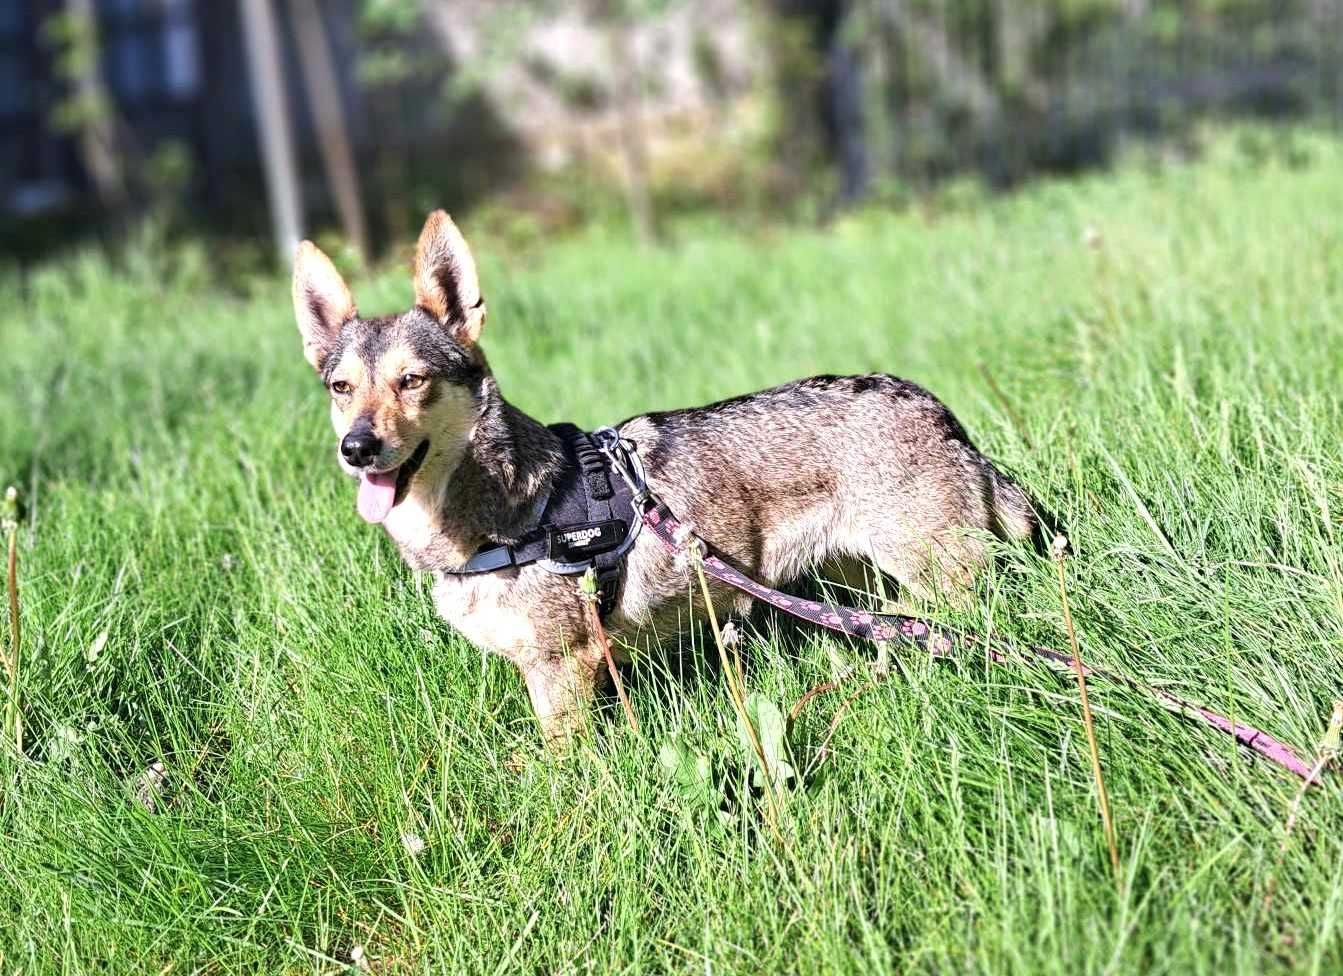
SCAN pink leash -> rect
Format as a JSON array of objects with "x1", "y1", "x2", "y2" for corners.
[{"x1": 641, "y1": 501, "x2": 1317, "y2": 783}]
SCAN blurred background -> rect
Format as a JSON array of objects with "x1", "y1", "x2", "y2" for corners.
[{"x1": 2, "y1": 0, "x2": 1342, "y2": 269}]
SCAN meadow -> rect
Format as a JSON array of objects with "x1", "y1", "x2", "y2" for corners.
[{"x1": 1, "y1": 129, "x2": 1342, "y2": 974}]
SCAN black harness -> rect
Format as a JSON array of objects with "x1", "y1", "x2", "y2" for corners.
[{"x1": 443, "y1": 425, "x2": 644, "y2": 618}]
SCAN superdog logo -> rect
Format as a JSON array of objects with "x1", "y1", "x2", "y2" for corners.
[
  {"x1": 548, "y1": 519, "x2": 625, "y2": 562},
  {"x1": 564, "y1": 526, "x2": 604, "y2": 547}
]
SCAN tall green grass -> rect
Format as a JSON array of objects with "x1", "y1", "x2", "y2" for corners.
[{"x1": 1, "y1": 128, "x2": 1341, "y2": 973}]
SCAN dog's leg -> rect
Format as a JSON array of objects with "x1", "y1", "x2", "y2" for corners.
[
  {"x1": 521, "y1": 652, "x2": 601, "y2": 745},
  {"x1": 851, "y1": 467, "x2": 1005, "y2": 607}
]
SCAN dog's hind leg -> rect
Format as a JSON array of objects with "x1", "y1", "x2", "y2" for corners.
[{"x1": 844, "y1": 502, "x2": 993, "y2": 608}]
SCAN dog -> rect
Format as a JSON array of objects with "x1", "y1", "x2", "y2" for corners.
[{"x1": 292, "y1": 211, "x2": 1040, "y2": 741}]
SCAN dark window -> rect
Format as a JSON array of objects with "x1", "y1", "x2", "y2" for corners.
[
  {"x1": 162, "y1": 19, "x2": 199, "y2": 97},
  {"x1": 0, "y1": 54, "x2": 26, "y2": 118},
  {"x1": 103, "y1": 0, "x2": 202, "y2": 103},
  {"x1": 0, "y1": 5, "x2": 25, "y2": 35}
]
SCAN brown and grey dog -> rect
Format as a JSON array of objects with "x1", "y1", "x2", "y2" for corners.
[{"x1": 292, "y1": 211, "x2": 1040, "y2": 740}]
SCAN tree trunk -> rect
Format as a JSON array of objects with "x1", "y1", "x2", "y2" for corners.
[
  {"x1": 607, "y1": 16, "x2": 656, "y2": 245},
  {"x1": 64, "y1": 0, "x2": 129, "y2": 211},
  {"x1": 239, "y1": 0, "x2": 304, "y2": 262},
  {"x1": 288, "y1": 0, "x2": 369, "y2": 262}
]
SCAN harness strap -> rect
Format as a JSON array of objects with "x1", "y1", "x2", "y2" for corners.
[
  {"x1": 442, "y1": 424, "x2": 636, "y2": 619},
  {"x1": 454, "y1": 532, "x2": 548, "y2": 574},
  {"x1": 548, "y1": 424, "x2": 626, "y2": 617},
  {"x1": 641, "y1": 501, "x2": 1318, "y2": 784}
]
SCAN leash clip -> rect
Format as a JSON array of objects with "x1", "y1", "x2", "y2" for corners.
[{"x1": 592, "y1": 426, "x2": 651, "y2": 507}]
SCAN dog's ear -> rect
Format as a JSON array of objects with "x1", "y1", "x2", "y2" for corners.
[
  {"x1": 413, "y1": 210, "x2": 486, "y2": 345},
  {"x1": 293, "y1": 241, "x2": 356, "y2": 371}
]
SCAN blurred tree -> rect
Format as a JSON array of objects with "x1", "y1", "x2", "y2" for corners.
[
  {"x1": 390, "y1": 0, "x2": 675, "y2": 243},
  {"x1": 593, "y1": 0, "x2": 666, "y2": 243},
  {"x1": 44, "y1": 2, "x2": 196, "y2": 233},
  {"x1": 782, "y1": 0, "x2": 872, "y2": 206},
  {"x1": 288, "y1": 0, "x2": 370, "y2": 262},
  {"x1": 239, "y1": 0, "x2": 304, "y2": 260},
  {"x1": 877, "y1": 0, "x2": 1003, "y2": 132},
  {"x1": 47, "y1": 0, "x2": 131, "y2": 212}
]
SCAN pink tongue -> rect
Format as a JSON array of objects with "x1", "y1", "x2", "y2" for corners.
[{"x1": 356, "y1": 470, "x2": 399, "y2": 523}]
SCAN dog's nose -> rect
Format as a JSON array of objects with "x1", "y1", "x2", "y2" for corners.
[{"x1": 340, "y1": 430, "x2": 382, "y2": 468}]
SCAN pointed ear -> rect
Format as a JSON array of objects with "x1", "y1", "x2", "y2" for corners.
[
  {"x1": 413, "y1": 210, "x2": 486, "y2": 344},
  {"x1": 293, "y1": 241, "x2": 356, "y2": 371}
]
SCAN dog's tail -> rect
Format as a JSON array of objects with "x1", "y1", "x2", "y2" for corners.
[{"x1": 989, "y1": 468, "x2": 1046, "y2": 548}]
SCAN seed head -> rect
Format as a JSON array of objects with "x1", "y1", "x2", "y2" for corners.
[{"x1": 1, "y1": 486, "x2": 18, "y2": 532}]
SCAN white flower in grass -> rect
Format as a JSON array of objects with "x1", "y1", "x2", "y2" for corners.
[
  {"x1": 46, "y1": 724, "x2": 83, "y2": 763},
  {"x1": 401, "y1": 831, "x2": 426, "y2": 856},
  {"x1": 349, "y1": 944, "x2": 370, "y2": 972},
  {"x1": 134, "y1": 760, "x2": 168, "y2": 813},
  {"x1": 86, "y1": 630, "x2": 109, "y2": 663}
]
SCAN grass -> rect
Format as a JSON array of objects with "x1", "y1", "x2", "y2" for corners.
[{"x1": 2, "y1": 126, "x2": 1343, "y2": 973}]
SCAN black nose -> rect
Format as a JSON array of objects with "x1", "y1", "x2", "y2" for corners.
[{"x1": 340, "y1": 430, "x2": 382, "y2": 468}]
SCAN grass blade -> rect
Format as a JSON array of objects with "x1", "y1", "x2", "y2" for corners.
[{"x1": 1053, "y1": 533, "x2": 1120, "y2": 886}]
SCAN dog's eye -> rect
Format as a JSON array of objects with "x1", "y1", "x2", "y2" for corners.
[
  {"x1": 330, "y1": 380, "x2": 352, "y2": 396},
  {"x1": 400, "y1": 373, "x2": 426, "y2": 391}
]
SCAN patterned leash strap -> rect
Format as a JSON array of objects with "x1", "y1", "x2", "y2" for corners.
[{"x1": 641, "y1": 501, "x2": 1317, "y2": 783}]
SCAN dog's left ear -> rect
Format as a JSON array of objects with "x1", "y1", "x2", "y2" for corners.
[
  {"x1": 413, "y1": 210, "x2": 486, "y2": 345},
  {"x1": 293, "y1": 241, "x2": 357, "y2": 372}
]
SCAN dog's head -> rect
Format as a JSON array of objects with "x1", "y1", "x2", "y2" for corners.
[{"x1": 292, "y1": 211, "x2": 488, "y2": 523}]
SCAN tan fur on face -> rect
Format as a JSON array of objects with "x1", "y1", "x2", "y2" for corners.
[
  {"x1": 379, "y1": 390, "x2": 478, "y2": 558},
  {"x1": 325, "y1": 340, "x2": 473, "y2": 459},
  {"x1": 326, "y1": 347, "x2": 368, "y2": 435}
]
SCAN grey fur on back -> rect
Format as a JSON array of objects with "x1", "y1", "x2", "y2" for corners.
[{"x1": 610, "y1": 373, "x2": 1038, "y2": 634}]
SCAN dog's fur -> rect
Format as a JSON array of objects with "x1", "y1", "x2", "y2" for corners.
[{"x1": 293, "y1": 211, "x2": 1040, "y2": 740}]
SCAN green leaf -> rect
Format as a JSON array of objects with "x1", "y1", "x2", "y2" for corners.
[
  {"x1": 658, "y1": 740, "x2": 719, "y2": 809},
  {"x1": 738, "y1": 693, "x2": 796, "y2": 793}
]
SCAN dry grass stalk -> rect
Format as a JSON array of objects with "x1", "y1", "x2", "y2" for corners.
[{"x1": 1053, "y1": 533, "x2": 1120, "y2": 885}]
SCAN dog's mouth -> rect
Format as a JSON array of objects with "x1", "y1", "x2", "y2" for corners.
[{"x1": 355, "y1": 439, "x2": 430, "y2": 524}]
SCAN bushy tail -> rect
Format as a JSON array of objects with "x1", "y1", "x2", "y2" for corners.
[{"x1": 990, "y1": 469, "x2": 1043, "y2": 547}]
